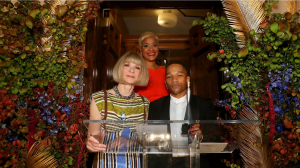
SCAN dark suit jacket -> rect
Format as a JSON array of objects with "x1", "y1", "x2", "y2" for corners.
[
  {"x1": 148, "y1": 95, "x2": 215, "y2": 121},
  {"x1": 147, "y1": 95, "x2": 216, "y2": 168}
]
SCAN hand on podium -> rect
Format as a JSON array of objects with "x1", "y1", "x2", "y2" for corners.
[
  {"x1": 86, "y1": 134, "x2": 106, "y2": 152},
  {"x1": 189, "y1": 123, "x2": 203, "y2": 141}
]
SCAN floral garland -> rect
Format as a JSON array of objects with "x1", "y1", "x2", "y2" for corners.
[
  {"x1": 192, "y1": 0, "x2": 300, "y2": 166},
  {"x1": 0, "y1": 1, "x2": 100, "y2": 167}
]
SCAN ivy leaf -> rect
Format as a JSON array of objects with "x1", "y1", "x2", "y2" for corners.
[
  {"x1": 25, "y1": 16, "x2": 34, "y2": 29},
  {"x1": 221, "y1": 84, "x2": 228, "y2": 89},
  {"x1": 11, "y1": 87, "x2": 18, "y2": 94}
]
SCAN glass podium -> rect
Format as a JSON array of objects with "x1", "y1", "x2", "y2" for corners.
[{"x1": 83, "y1": 120, "x2": 261, "y2": 168}]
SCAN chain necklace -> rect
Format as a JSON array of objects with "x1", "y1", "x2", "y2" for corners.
[
  {"x1": 120, "y1": 99, "x2": 129, "y2": 121},
  {"x1": 113, "y1": 85, "x2": 134, "y2": 121},
  {"x1": 113, "y1": 85, "x2": 135, "y2": 100}
]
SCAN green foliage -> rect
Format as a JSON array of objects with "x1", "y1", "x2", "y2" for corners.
[
  {"x1": 192, "y1": 5, "x2": 300, "y2": 110},
  {"x1": 0, "y1": 1, "x2": 91, "y2": 100},
  {"x1": 0, "y1": 1, "x2": 100, "y2": 167},
  {"x1": 193, "y1": 0, "x2": 300, "y2": 166}
]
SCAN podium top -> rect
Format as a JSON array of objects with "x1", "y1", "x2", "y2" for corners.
[
  {"x1": 83, "y1": 120, "x2": 260, "y2": 124},
  {"x1": 83, "y1": 119, "x2": 261, "y2": 154}
]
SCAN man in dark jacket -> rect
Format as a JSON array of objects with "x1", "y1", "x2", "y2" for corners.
[{"x1": 148, "y1": 63, "x2": 215, "y2": 168}]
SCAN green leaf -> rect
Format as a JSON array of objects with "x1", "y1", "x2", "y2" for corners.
[
  {"x1": 270, "y1": 64, "x2": 277, "y2": 70},
  {"x1": 11, "y1": 88, "x2": 18, "y2": 94},
  {"x1": 20, "y1": 53, "x2": 26, "y2": 59},
  {"x1": 1, "y1": 82, "x2": 7, "y2": 86},
  {"x1": 221, "y1": 84, "x2": 228, "y2": 89},
  {"x1": 225, "y1": 87, "x2": 231, "y2": 92},
  {"x1": 270, "y1": 22, "x2": 279, "y2": 33}
]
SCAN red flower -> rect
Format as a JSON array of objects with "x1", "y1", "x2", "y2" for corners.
[
  {"x1": 225, "y1": 105, "x2": 230, "y2": 111},
  {"x1": 230, "y1": 110, "x2": 236, "y2": 115},
  {"x1": 69, "y1": 124, "x2": 79, "y2": 134},
  {"x1": 48, "y1": 82, "x2": 54, "y2": 88},
  {"x1": 265, "y1": 112, "x2": 269, "y2": 118},
  {"x1": 219, "y1": 49, "x2": 224, "y2": 54}
]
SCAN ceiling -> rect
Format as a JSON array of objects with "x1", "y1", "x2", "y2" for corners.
[{"x1": 120, "y1": 9, "x2": 211, "y2": 35}]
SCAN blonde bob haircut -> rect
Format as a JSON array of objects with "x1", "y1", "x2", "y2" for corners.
[
  {"x1": 113, "y1": 52, "x2": 149, "y2": 86},
  {"x1": 138, "y1": 32, "x2": 159, "y2": 47}
]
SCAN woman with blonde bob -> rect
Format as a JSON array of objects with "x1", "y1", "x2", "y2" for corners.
[
  {"x1": 135, "y1": 32, "x2": 169, "y2": 102},
  {"x1": 86, "y1": 52, "x2": 150, "y2": 168}
]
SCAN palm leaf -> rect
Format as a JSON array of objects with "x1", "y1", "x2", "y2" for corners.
[
  {"x1": 287, "y1": 0, "x2": 297, "y2": 15},
  {"x1": 222, "y1": 0, "x2": 265, "y2": 48},
  {"x1": 238, "y1": 106, "x2": 266, "y2": 168},
  {"x1": 26, "y1": 141, "x2": 58, "y2": 168}
]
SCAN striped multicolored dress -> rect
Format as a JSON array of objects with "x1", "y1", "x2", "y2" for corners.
[{"x1": 92, "y1": 91, "x2": 150, "y2": 168}]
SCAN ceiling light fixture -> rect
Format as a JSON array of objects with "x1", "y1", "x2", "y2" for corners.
[{"x1": 157, "y1": 10, "x2": 177, "y2": 28}]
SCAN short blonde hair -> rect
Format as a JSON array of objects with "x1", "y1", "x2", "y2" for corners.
[
  {"x1": 113, "y1": 52, "x2": 149, "y2": 86},
  {"x1": 138, "y1": 32, "x2": 159, "y2": 47}
]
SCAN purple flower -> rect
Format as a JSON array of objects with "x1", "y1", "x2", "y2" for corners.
[
  {"x1": 45, "y1": 109, "x2": 51, "y2": 115},
  {"x1": 46, "y1": 117, "x2": 54, "y2": 124},
  {"x1": 297, "y1": 115, "x2": 300, "y2": 120},
  {"x1": 284, "y1": 76, "x2": 290, "y2": 82},
  {"x1": 235, "y1": 83, "x2": 242, "y2": 89},
  {"x1": 240, "y1": 93, "x2": 245, "y2": 100},
  {"x1": 43, "y1": 116, "x2": 47, "y2": 121},
  {"x1": 276, "y1": 125, "x2": 283, "y2": 133},
  {"x1": 231, "y1": 76, "x2": 241, "y2": 84},
  {"x1": 80, "y1": 96, "x2": 84, "y2": 101},
  {"x1": 293, "y1": 97, "x2": 299, "y2": 101},
  {"x1": 50, "y1": 129, "x2": 58, "y2": 135},
  {"x1": 274, "y1": 106, "x2": 281, "y2": 113}
]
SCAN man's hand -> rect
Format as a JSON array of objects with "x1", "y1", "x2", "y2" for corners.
[{"x1": 189, "y1": 123, "x2": 202, "y2": 140}]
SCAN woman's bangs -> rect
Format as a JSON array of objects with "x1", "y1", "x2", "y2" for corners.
[{"x1": 125, "y1": 56, "x2": 142, "y2": 66}]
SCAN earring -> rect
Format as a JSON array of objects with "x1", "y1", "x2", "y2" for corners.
[{"x1": 165, "y1": 81, "x2": 168, "y2": 90}]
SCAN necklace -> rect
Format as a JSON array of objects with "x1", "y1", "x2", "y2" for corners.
[
  {"x1": 120, "y1": 100, "x2": 129, "y2": 121},
  {"x1": 113, "y1": 85, "x2": 135, "y2": 100}
]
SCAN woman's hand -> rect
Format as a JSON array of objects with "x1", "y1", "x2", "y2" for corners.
[
  {"x1": 86, "y1": 135, "x2": 106, "y2": 152},
  {"x1": 189, "y1": 123, "x2": 203, "y2": 140}
]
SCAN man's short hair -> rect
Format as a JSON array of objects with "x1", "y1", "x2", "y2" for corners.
[
  {"x1": 166, "y1": 62, "x2": 189, "y2": 75},
  {"x1": 113, "y1": 52, "x2": 149, "y2": 86}
]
